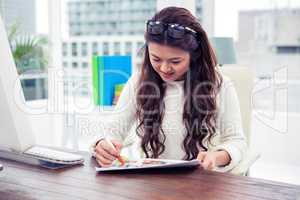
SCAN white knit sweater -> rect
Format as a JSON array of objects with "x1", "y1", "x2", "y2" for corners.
[{"x1": 92, "y1": 71, "x2": 247, "y2": 172}]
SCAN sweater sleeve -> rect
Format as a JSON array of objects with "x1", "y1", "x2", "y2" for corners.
[
  {"x1": 90, "y1": 72, "x2": 139, "y2": 154},
  {"x1": 210, "y1": 76, "x2": 247, "y2": 172}
]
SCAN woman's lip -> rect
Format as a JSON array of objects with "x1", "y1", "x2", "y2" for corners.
[{"x1": 161, "y1": 73, "x2": 174, "y2": 79}]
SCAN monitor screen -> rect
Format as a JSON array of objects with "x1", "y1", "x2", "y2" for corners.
[{"x1": 0, "y1": 15, "x2": 35, "y2": 152}]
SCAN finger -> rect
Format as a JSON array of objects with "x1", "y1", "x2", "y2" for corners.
[
  {"x1": 95, "y1": 146, "x2": 116, "y2": 161},
  {"x1": 94, "y1": 144, "x2": 116, "y2": 161},
  {"x1": 96, "y1": 159, "x2": 111, "y2": 168},
  {"x1": 203, "y1": 159, "x2": 214, "y2": 171},
  {"x1": 99, "y1": 140, "x2": 119, "y2": 156},
  {"x1": 96, "y1": 157, "x2": 112, "y2": 168},
  {"x1": 210, "y1": 157, "x2": 217, "y2": 170},
  {"x1": 95, "y1": 153, "x2": 113, "y2": 166},
  {"x1": 95, "y1": 156, "x2": 110, "y2": 167},
  {"x1": 197, "y1": 152, "x2": 206, "y2": 162},
  {"x1": 207, "y1": 162, "x2": 214, "y2": 171},
  {"x1": 111, "y1": 140, "x2": 123, "y2": 151},
  {"x1": 201, "y1": 158, "x2": 211, "y2": 170},
  {"x1": 95, "y1": 153, "x2": 111, "y2": 165}
]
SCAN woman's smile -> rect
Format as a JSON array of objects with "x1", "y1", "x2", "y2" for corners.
[
  {"x1": 161, "y1": 72, "x2": 175, "y2": 80},
  {"x1": 148, "y1": 42, "x2": 190, "y2": 82}
]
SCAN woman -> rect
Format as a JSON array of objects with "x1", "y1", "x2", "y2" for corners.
[{"x1": 92, "y1": 7, "x2": 247, "y2": 172}]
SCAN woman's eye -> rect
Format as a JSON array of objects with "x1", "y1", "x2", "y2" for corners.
[
  {"x1": 172, "y1": 61, "x2": 181, "y2": 64},
  {"x1": 153, "y1": 59, "x2": 160, "y2": 62}
]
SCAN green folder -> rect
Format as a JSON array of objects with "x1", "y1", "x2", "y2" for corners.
[{"x1": 92, "y1": 55, "x2": 99, "y2": 105}]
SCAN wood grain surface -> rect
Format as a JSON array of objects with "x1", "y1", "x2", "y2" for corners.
[{"x1": 0, "y1": 152, "x2": 299, "y2": 200}]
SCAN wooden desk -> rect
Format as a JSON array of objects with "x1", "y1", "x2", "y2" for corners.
[{"x1": 0, "y1": 153, "x2": 299, "y2": 200}]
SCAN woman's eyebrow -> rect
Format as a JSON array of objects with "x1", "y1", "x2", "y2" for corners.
[
  {"x1": 150, "y1": 53, "x2": 160, "y2": 59},
  {"x1": 150, "y1": 53, "x2": 182, "y2": 60},
  {"x1": 169, "y1": 57, "x2": 182, "y2": 61}
]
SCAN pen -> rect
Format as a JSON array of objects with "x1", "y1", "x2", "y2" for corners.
[{"x1": 105, "y1": 138, "x2": 125, "y2": 166}]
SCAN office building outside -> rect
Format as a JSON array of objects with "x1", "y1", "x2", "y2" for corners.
[
  {"x1": 67, "y1": 0, "x2": 210, "y2": 36},
  {"x1": 67, "y1": 0, "x2": 156, "y2": 36},
  {"x1": 61, "y1": 0, "x2": 215, "y2": 97},
  {"x1": 236, "y1": 8, "x2": 300, "y2": 79},
  {"x1": 62, "y1": 0, "x2": 213, "y2": 69}
]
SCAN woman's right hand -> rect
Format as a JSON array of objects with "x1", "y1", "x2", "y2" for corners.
[{"x1": 94, "y1": 139, "x2": 123, "y2": 167}]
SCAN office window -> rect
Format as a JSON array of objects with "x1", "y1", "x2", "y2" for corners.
[
  {"x1": 103, "y1": 42, "x2": 109, "y2": 55},
  {"x1": 114, "y1": 42, "x2": 121, "y2": 55},
  {"x1": 72, "y1": 62, "x2": 78, "y2": 69},
  {"x1": 71, "y1": 42, "x2": 78, "y2": 56},
  {"x1": 82, "y1": 62, "x2": 88, "y2": 68},
  {"x1": 20, "y1": 78, "x2": 48, "y2": 101},
  {"x1": 125, "y1": 41, "x2": 132, "y2": 55},
  {"x1": 81, "y1": 42, "x2": 88, "y2": 56},
  {"x1": 92, "y1": 42, "x2": 98, "y2": 55},
  {"x1": 110, "y1": 22, "x2": 117, "y2": 29},
  {"x1": 2, "y1": 0, "x2": 50, "y2": 101}
]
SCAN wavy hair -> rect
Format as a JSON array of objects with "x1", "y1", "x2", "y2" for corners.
[{"x1": 136, "y1": 7, "x2": 222, "y2": 160}]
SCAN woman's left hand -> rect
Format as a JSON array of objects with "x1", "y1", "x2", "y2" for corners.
[{"x1": 197, "y1": 151, "x2": 217, "y2": 170}]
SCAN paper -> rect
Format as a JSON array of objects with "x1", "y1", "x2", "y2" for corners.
[{"x1": 96, "y1": 158, "x2": 200, "y2": 172}]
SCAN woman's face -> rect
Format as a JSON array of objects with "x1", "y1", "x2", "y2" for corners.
[{"x1": 148, "y1": 42, "x2": 191, "y2": 82}]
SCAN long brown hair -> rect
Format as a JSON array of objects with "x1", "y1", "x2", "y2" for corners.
[{"x1": 136, "y1": 7, "x2": 222, "y2": 160}]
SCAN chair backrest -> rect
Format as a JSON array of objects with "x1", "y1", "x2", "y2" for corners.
[{"x1": 218, "y1": 65, "x2": 254, "y2": 146}]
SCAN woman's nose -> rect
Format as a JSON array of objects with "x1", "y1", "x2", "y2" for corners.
[{"x1": 160, "y1": 62, "x2": 172, "y2": 73}]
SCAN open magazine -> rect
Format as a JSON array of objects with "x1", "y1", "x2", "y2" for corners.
[{"x1": 96, "y1": 158, "x2": 200, "y2": 172}]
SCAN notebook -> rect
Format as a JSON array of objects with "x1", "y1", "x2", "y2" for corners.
[{"x1": 0, "y1": 15, "x2": 84, "y2": 169}]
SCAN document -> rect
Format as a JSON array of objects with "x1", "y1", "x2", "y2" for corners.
[{"x1": 96, "y1": 158, "x2": 200, "y2": 172}]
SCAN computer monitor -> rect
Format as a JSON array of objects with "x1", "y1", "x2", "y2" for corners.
[
  {"x1": 0, "y1": 15, "x2": 36, "y2": 152},
  {"x1": 0, "y1": 15, "x2": 84, "y2": 168}
]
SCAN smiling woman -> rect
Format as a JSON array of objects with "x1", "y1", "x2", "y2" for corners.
[
  {"x1": 148, "y1": 42, "x2": 191, "y2": 82},
  {"x1": 92, "y1": 6, "x2": 247, "y2": 173}
]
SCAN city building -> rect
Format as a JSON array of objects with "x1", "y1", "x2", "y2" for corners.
[
  {"x1": 67, "y1": 0, "x2": 156, "y2": 36},
  {"x1": 62, "y1": 0, "x2": 215, "y2": 74},
  {"x1": 236, "y1": 8, "x2": 300, "y2": 79},
  {"x1": 62, "y1": 35, "x2": 144, "y2": 71},
  {"x1": 66, "y1": 0, "x2": 211, "y2": 36},
  {"x1": 59, "y1": 0, "x2": 216, "y2": 98}
]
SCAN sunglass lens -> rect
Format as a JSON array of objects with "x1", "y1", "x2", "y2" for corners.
[
  {"x1": 148, "y1": 21, "x2": 164, "y2": 35},
  {"x1": 168, "y1": 24, "x2": 185, "y2": 39}
]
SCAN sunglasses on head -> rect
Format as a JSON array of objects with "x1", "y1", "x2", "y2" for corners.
[{"x1": 146, "y1": 20, "x2": 199, "y2": 40}]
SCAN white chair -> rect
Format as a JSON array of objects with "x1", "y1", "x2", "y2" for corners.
[{"x1": 219, "y1": 64, "x2": 260, "y2": 175}]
